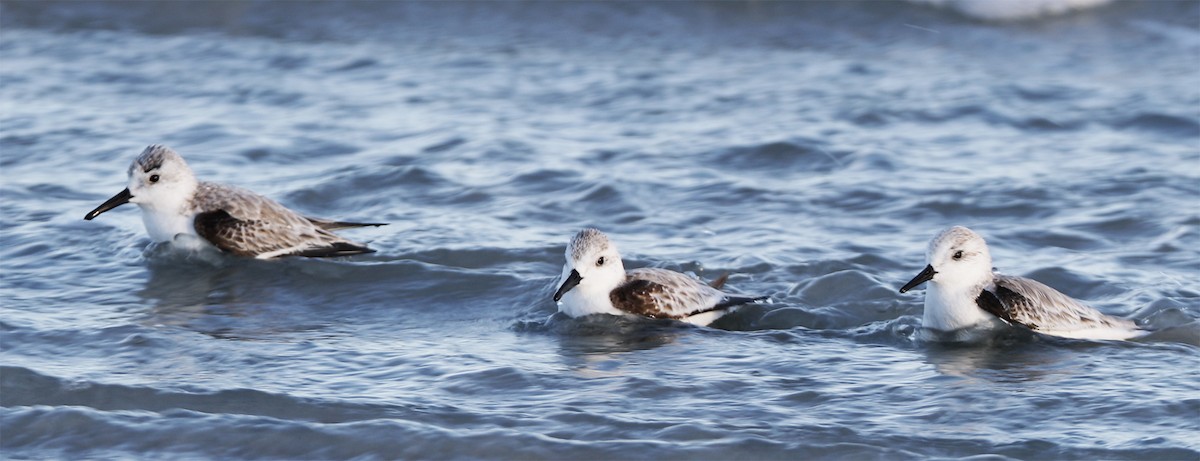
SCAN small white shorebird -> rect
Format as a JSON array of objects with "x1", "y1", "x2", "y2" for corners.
[
  {"x1": 899, "y1": 226, "x2": 1146, "y2": 340},
  {"x1": 84, "y1": 145, "x2": 385, "y2": 259},
  {"x1": 552, "y1": 228, "x2": 766, "y2": 326}
]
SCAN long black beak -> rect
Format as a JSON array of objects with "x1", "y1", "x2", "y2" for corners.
[
  {"x1": 84, "y1": 188, "x2": 132, "y2": 220},
  {"x1": 553, "y1": 269, "x2": 583, "y2": 302},
  {"x1": 900, "y1": 264, "x2": 937, "y2": 293}
]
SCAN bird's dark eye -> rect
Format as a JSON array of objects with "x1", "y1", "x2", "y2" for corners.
[
  {"x1": 953, "y1": 250, "x2": 964, "y2": 260},
  {"x1": 596, "y1": 256, "x2": 605, "y2": 266},
  {"x1": 149, "y1": 174, "x2": 160, "y2": 183}
]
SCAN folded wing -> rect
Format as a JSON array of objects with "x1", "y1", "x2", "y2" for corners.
[
  {"x1": 978, "y1": 275, "x2": 1140, "y2": 338},
  {"x1": 191, "y1": 183, "x2": 375, "y2": 259},
  {"x1": 612, "y1": 268, "x2": 763, "y2": 320}
]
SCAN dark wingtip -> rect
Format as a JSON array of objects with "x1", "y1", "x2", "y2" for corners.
[
  {"x1": 333, "y1": 221, "x2": 387, "y2": 228},
  {"x1": 682, "y1": 294, "x2": 767, "y2": 318},
  {"x1": 712, "y1": 295, "x2": 767, "y2": 311},
  {"x1": 309, "y1": 219, "x2": 389, "y2": 231},
  {"x1": 288, "y1": 242, "x2": 377, "y2": 258}
]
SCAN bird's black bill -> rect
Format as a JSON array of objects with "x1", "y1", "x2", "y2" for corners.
[
  {"x1": 553, "y1": 269, "x2": 583, "y2": 302},
  {"x1": 84, "y1": 188, "x2": 132, "y2": 220},
  {"x1": 899, "y1": 264, "x2": 937, "y2": 294}
]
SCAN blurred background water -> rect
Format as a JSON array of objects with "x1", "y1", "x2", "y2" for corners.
[{"x1": 2, "y1": 1, "x2": 1198, "y2": 459}]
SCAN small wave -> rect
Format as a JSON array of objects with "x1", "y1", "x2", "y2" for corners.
[
  {"x1": 0, "y1": 366, "x2": 389, "y2": 423},
  {"x1": 712, "y1": 138, "x2": 848, "y2": 173},
  {"x1": 515, "y1": 313, "x2": 695, "y2": 354},
  {"x1": 1115, "y1": 113, "x2": 1200, "y2": 137},
  {"x1": 286, "y1": 164, "x2": 453, "y2": 211}
]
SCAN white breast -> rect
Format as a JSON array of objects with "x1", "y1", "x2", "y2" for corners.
[
  {"x1": 923, "y1": 283, "x2": 993, "y2": 331},
  {"x1": 139, "y1": 206, "x2": 198, "y2": 242},
  {"x1": 558, "y1": 287, "x2": 623, "y2": 318}
]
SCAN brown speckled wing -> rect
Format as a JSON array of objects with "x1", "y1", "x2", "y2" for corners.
[
  {"x1": 611, "y1": 278, "x2": 669, "y2": 318},
  {"x1": 610, "y1": 268, "x2": 761, "y2": 320},
  {"x1": 193, "y1": 209, "x2": 260, "y2": 257}
]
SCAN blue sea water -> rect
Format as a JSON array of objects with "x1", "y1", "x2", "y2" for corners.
[{"x1": 1, "y1": 1, "x2": 1199, "y2": 460}]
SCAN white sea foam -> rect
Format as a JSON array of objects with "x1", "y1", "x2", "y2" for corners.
[{"x1": 909, "y1": 0, "x2": 1113, "y2": 20}]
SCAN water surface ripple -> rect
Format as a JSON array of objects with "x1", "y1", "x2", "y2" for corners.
[{"x1": 2, "y1": 2, "x2": 1198, "y2": 460}]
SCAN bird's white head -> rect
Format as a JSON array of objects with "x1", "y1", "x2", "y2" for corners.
[
  {"x1": 84, "y1": 145, "x2": 201, "y2": 243},
  {"x1": 901, "y1": 226, "x2": 994, "y2": 294},
  {"x1": 900, "y1": 226, "x2": 998, "y2": 332},
  {"x1": 123, "y1": 145, "x2": 198, "y2": 211},
  {"x1": 553, "y1": 228, "x2": 627, "y2": 316}
]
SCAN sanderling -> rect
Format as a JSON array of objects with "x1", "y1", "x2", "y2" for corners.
[
  {"x1": 899, "y1": 226, "x2": 1146, "y2": 340},
  {"x1": 84, "y1": 145, "x2": 385, "y2": 259},
  {"x1": 552, "y1": 228, "x2": 766, "y2": 326}
]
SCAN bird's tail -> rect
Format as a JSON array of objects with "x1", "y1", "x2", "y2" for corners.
[{"x1": 708, "y1": 273, "x2": 731, "y2": 289}]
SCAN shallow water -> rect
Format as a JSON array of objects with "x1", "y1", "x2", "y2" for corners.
[{"x1": 2, "y1": 1, "x2": 1199, "y2": 460}]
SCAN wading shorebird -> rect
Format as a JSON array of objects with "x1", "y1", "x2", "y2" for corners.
[
  {"x1": 85, "y1": 145, "x2": 384, "y2": 259},
  {"x1": 553, "y1": 228, "x2": 767, "y2": 326},
  {"x1": 900, "y1": 226, "x2": 1146, "y2": 340}
]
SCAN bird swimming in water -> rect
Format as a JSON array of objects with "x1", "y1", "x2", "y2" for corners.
[
  {"x1": 553, "y1": 228, "x2": 766, "y2": 326},
  {"x1": 84, "y1": 145, "x2": 384, "y2": 259},
  {"x1": 900, "y1": 226, "x2": 1146, "y2": 340}
]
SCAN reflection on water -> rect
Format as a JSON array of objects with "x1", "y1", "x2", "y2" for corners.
[
  {"x1": 518, "y1": 313, "x2": 690, "y2": 377},
  {"x1": 137, "y1": 248, "x2": 339, "y2": 340},
  {"x1": 920, "y1": 334, "x2": 1080, "y2": 383}
]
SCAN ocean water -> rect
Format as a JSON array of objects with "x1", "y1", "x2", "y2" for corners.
[{"x1": 2, "y1": 1, "x2": 1199, "y2": 459}]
